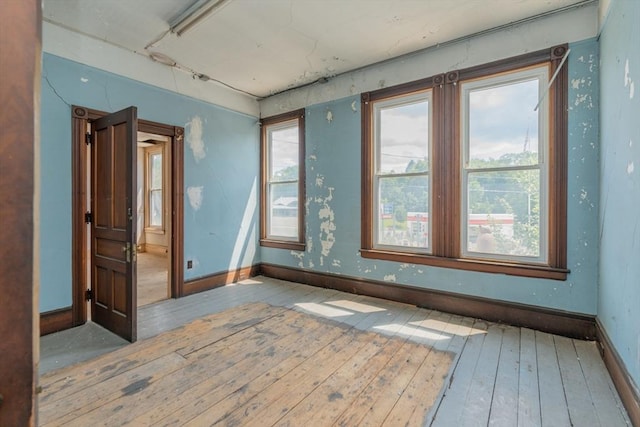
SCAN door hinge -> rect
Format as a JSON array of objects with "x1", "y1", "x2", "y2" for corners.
[
  {"x1": 85, "y1": 211, "x2": 92, "y2": 223},
  {"x1": 85, "y1": 132, "x2": 92, "y2": 145},
  {"x1": 85, "y1": 288, "x2": 93, "y2": 301}
]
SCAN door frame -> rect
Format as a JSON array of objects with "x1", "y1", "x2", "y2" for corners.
[{"x1": 71, "y1": 105, "x2": 185, "y2": 326}]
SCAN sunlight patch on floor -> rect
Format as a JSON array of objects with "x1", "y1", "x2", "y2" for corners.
[
  {"x1": 324, "y1": 299, "x2": 387, "y2": 313},
  {"x1": 294, "y1": 302, "x2": 354, "y2": 318}
]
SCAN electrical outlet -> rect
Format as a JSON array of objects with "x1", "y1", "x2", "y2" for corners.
[{"x1": 187, "y1": 260, "x2": 193, "y2": 269}]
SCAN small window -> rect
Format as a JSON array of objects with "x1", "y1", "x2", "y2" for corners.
[
  {"x1": 260, "y1": 109, "x2": 305, "y2": 250},
  {"x1": 145, "y1": 147, "x2": 163, "y2": 231}
]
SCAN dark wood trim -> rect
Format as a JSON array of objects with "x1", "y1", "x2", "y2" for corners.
[
  {"x1": 596, "y1": 320, "x2": 640, "y2": 427},
  {"x1": 183, "y1": 265, "x2": 261, "y2": 296},
  {"x1": 360, "y1": 249, "x2": 569, "y2": 280},
  {"x1": 360, "y1": 92, "x2": 373, "y2": 250},
  {"x1": 40, "y1": 308, "x2": 74, "y2": 336},
  {"x1": 259, "y1": 263, "x2": 593, "y2": 339},
  {"x1": 171, "y1": 126, "x2": 185, "y2": 297},
  {"x1": 0, "y1": 0, "x2": 40, "y2": 424},
  {"x1": 431, "y1": 76, "x2": 445, "y2": 255},
  {"x1": 549, "y1": 45, "x2": 569, "y2": 269},
  {"x1": 71, "y1": 107, "x2": 89, "y2": 326},
  {"x1": 260, "y1": 240, "x2": 306, "y2": 251},
  {"x1": 259, "y1": 108, "x2": 306, "y2": 250},
  {"x1": 72, "y1": 107, "x2": 185, "y2": 321}
]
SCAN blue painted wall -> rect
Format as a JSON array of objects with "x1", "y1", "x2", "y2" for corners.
[
  {"x1": 40, "y1": 53, "x2": 260, "y2": 312},
  {"x1": 262, "y1": 39, "x2": 600, "y2": 315},
  {"x1": 599, "y1": 0, "x2": 640, "y2": 391}
]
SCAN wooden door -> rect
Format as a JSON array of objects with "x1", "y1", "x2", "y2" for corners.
[{"x1": 91, "y1": 107, "x2": 138, "y2": 342}]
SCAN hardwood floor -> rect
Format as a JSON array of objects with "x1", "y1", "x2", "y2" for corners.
[
  {"x1": 39, "y1": 277, "x2": 632, "y2": 426},
  {"x1": 137, "y1": 252, "x2": 169, "y2": 307}
]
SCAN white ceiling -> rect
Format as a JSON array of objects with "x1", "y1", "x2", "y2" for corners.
[{"x1": 43, "y1": 0, "x2": 590, "y2": 99}]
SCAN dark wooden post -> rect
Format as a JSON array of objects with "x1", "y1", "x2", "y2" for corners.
[{"x1": 0, "y1": 0, "x2": 41, "y2": 425}]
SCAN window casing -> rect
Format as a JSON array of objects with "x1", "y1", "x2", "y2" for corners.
[
  {"x1": 361, "y1": 46, "x2": 569, "y2": 280},
  {"x1": 260, "y1": 109, "x2": 306, "y2": 250}
]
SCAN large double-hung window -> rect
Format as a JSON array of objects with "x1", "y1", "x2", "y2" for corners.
[
  {"x1": 260, "y1": 109, "x2": 306, "y2": 250},
  {"x1": 362, "y1": 46, "x2": 569, "y2": 279}
]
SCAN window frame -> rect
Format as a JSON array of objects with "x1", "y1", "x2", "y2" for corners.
[
  {"x1": 372, "y1": 90, "x2": 433, "y2": 253},
  {"x1": 460, "y1": 65, "x2": 549, "y2": 264},
  {"x1": 144, "y1": 145, "x2": 164, "y2": 233},
  {"x1": 260, "y1": 109, "x2": 306, "y2": 250},
  {"x1": 361, "y1": 46, "x2": 569, "y2": 280}
]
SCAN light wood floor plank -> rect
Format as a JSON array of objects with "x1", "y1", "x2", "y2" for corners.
[
  {"x1": 554, "y1": 335, "x2": 600, "y2": 426},
  {"x1": 458, "y1": 323, "x2": 505, "y2": 427},
  {"x1": 573, "y1": 339, "x2": 632, "y2": 426},
  {"x1": 535, "y1": 330, "x2": 571, "y2": 427},
  {"x1": 517, "y1": 328, "x2": 542, "y2": 427},
  {"x1": 488, "y1": 326, "x2": 521, "y2": 427},
  {"x1": 428, "y1": 320, "x2": 489, "y2": 427}
]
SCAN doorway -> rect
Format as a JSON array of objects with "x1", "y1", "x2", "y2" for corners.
[
  {"x1": 136, "y1": 131, "x2": 171, "y2": 307},
  {"x1": 71, "y1": 106, "x2": 184, "y2": 341}
]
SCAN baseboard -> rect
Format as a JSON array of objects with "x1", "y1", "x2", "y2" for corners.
[
  {"x1": 184, "y1": 265, "x2": 261, "y2": 296},
  {"x1": 596, "y1": 319, "x2": 640, "y2": 426},
  {"x1": 40, "y1": 307, "x2": 73, "y2": 336},
  {"x1": 259, "y1": 263, "x2": 597, "y2": 340}
]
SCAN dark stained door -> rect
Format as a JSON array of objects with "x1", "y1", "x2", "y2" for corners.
[{"x1": 91, "y1": 107, "x2": 138, "y2": 342}]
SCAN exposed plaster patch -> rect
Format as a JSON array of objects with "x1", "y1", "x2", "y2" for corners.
[
  {"x1": 383, "y1": 274, "x2": 396, "y2": 282},
  {"x1": 351, "y1": 100, "x2": 358, "y2": 112},
  {"x1": 319, "y1": 187, "x2": 336, "y2": 257},
  {"x1": 186, "y1": 116, "x2": 206, "y2": 162},
  {"x1": 628, "y1": 161, "x2": 635, "y2": 175},
  {"x1": 186, "y1": 186, "x2": 203, "y2": 211},
  {"x1": 624, "y1": 59, "x2": 635, "y2": 99},
  {"x1": 80, "y1": 77, "x2": 89, "y2": 83},
  {"x1": 326, "y1": 110, "x2": 333, "y2": 123}
]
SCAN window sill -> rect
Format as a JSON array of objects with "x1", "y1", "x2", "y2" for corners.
[
  {"x1": 360, "y1": 249, "x2": 569, "y2": 280},
  {"x1": 144, "y1": 227, "x2": 165, "y2": 235},
  {"x1": 260, "y1": 239, "x2": 306, "y2": 251}
]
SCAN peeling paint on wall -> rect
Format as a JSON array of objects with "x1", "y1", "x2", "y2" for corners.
[
  {"x1": 351, "y1": 100, "x2": 358, "y2": 112},
  {"x1": 315, "y1": 174, "x2": 324, "y2": 187},
  {"x1": 624, "y1": 58, "x2": 635, "y2": 99},
  {"x1": 383, "y1": 274, "x2": 396, "y2": 282},
  {"x1": 319, "y1": 187, "x2": 336, "y2": 258},
  {"x1": 186, "y1": 116, "x2": 206, "y2": 162},
  {"x1": 326, "y1": 110, "x2": 333, "y2": 123},
  {"x1": 186, "y1": 186, "x2": 203, "y2": 211},
  {"x1": 628, "y1": 161, "x2": 635, "y2": 175},
  {"x1": 80, "y1": 77, "x2": 88, "y2": 83}
]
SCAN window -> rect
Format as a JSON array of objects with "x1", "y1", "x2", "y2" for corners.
[
  {"x1": 260, "y1": 109, "x2": 305, "y2": 250},
  {"x1": 361, "y1": 46, "x2": 569, "y2": 279},
  {"x1": 145, "y1": 147, "x2": 163, "y2": 231}
]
